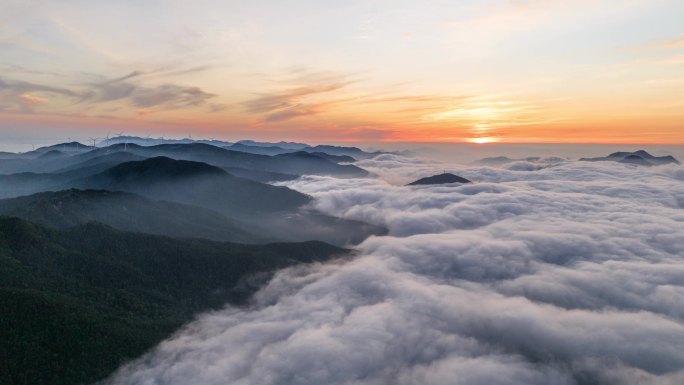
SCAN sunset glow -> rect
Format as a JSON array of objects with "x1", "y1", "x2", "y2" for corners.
[
  {"x1": 3, "y1": 3, "x2": 684, "y2": 383},
  {"x1": 468, "y1": 137, "x2": 498, "y2": 144},
  {"x1": 1, "y1": 1, "x2": 683, "y2": 146}
]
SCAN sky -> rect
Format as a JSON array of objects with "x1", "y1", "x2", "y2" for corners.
[{"x1": 1, "y1": 0, "x2": 683, "y2": 146}]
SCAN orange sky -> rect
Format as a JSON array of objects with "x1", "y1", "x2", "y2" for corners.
[{"x1": 1, "y1": 1, "x2": 683, "y2": 145}]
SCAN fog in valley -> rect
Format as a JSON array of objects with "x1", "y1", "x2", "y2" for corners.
[{"x1": 104, "y1": 153, "x2": 684, "y2": 385}]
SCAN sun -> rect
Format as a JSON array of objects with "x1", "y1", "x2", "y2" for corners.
[{"x1": 468, "y1": 137, "x2": 498, "y2": 144}]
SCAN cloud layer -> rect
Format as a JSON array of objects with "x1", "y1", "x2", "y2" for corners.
[{"x1": 105, "y1": 157, "x2": 684, "y2": 385}]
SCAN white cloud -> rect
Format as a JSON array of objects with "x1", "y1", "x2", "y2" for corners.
[{"x1": 105, "y1": 156, "x2": 684, "y2": 385}]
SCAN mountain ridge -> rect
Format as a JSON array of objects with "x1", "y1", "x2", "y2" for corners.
[{"x1": 0, "y1": 189, "x2": 266, "y2": 243}]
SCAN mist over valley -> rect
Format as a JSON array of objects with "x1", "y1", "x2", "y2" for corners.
[{"x1": 0, "y1": 137, "x2": 682, "y2": 385}]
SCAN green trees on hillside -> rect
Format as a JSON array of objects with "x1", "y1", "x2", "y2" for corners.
[{"x1": 0, "y1": 217, "x2": 346, "y2": 385}]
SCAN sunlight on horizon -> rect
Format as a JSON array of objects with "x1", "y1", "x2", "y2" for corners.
[{"x1": 1, "y1": 1, "x2": 683, "y2": 144}]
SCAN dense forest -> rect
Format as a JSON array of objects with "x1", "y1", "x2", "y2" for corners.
[{"x1": 0, "y1": 216, "x2": 347, "y2": 385}]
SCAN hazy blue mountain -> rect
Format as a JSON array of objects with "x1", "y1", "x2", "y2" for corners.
[
  {"x1": 620, "y1": 150, "x2": 680, "y2": 165},
  {"x1": 276, "y1": 150, "x2": 356, "y2": 164},
  {"x1": 0, "y1": 189, "x2": 265, "y2": 243},
  {"x1": 0, "y1": 153, "x2": 384, "y2": 243},
  {"x1": 580, "y1": 150, "x2": 680, "y2": 166},
  {"x1": 79, "y1": 143, "x2": 369, "y2": 177},
  {"x1": 619, "y1": 154, "x2": 654, "y2": 166},
  {"x1": 22, "y1": 148, "x2": 152, "y2": 175},
  {"x1": 407, "y1": 173, "x2": 472, "y2": 185},
  {"x1": 474, "y1": 156, "x2": 540, "y2": 165},
  {"x1": 0, "y1": 216, "x2": 346, "y2": 385},
  {"x1": 227, "y1": 144, "x2": 359, "y2": 162},
  {"x1": 53, "y1": 151, "x2": 147, "y2": 174},
  {"x1": 307, "y1": 151, "x2": 356, "y2": 163},
  {"x1": 225, "y1": 143, "x2": 293, "y2": 156},
  {"x1": 83, "y1": 155, "x2": 225, "y2": 180},
  {"x1": 270, "y1": 151, "x2": 367, "y2": 176},
  {"x1": 221, "y1": 166, "x2": 299, "y2": 183},
  {"x1": 0, "y1": 143, "x2": 100, "y2": 174},
  {"x1": 0, "y1": 172, "x2": 68, "y2": 199},
  {"x1": 0, "y1": 141, "x2": 385, "y2": 246},
  {"x1": 236, "y1": 139, "x2": 309, "y2": 150},
  {"x1": 22, "y1": 142, "x2": 93, "y2": 157},
  {"x1": 0, "y1": 142, "x2": 370, "y2": 177},
  {"x1": 71, "y1": 157, "x2": 312, "y2": 218},
  {"x1": 99, "y1": 135, "x2": 233, "y2": 147},
  {"x1": 66, "y1": 157, "x2": 383, "y2": 245},
  {"x1": 473, "y1": 156, "x2": 514, "y2": 165},
  {"x1": 230, "y1": 141, "x2": 382, "y2": 160},
  {"x1": 0, "y1": 153, "x2": 147, "y2": 199},
  {"x1": 307, "y1": 144, "x2": 381, "y2": 159},
  {"x1": 35, "y1": 150, "x2": 67, "y2": 159},
  {"x1": 0, "y1": 153, "x2": 72, "y2": 174}
]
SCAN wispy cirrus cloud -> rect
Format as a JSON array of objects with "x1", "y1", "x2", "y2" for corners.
[
  {"x1": 130, "y1": 84, "x2": 215, "y2": 109},
  {"x1": 0, "y1": 78, "x2": 80, "y2": 99},
  {"x1": 86, "y1": 71, "x2": 219, "y2": 110},
  {"x1": 0, "y1": 66, "x2": 224, "y2": 116},
  {"x1": 242, "y1": 68, "x2": 473, "y2": 124},
  {"x1": 243, "y1": 76, "x2": 356, "y2": 122},
  {"x1": 0, "y1": 77, "x2": 81, "y2": 112}
]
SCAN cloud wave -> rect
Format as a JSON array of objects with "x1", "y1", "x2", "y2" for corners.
[{"x1": 105, "y1": 156, "x2": 684, "y2": 385}]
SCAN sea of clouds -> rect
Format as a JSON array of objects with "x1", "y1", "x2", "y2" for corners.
[{"x1": 105, "y1": 155, "x2": 684, "y2": 385}]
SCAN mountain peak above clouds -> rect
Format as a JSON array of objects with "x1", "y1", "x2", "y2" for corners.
[
  {"x1": 582, "y1": 150, "x2": 680, "y2": 166},
  {"x1": 407, "y1": 173, "x2": 472, "y2": 186}
]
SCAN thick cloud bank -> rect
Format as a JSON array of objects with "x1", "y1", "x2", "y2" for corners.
[{"x1": 105, "y1": 156, "x2": 684, "y2": 385}]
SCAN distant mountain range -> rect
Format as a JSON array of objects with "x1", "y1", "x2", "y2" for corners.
[
  {"x1": 86, "y1": 135, "x2": 382, "y2": 159},
  {"x1": 0, "y1": 144, "x2": 386, "y2": 246},
  {"x1": 0, "y1": 137, "x2": 391, "y2": 385},
  {"x1": 101, "y1": 135, "x2": 232, "y2": 147},
  {"x1": 224, "y1": 144, "x2": 357, "y2": 162},
  {"x1": 235, "y1": 139, "x2": 309, "y2": 150},
  {"x1": 72, "y1": 156, "x2": 311, "y2": 218},
  {"x1": 473, "y1": 151, "x2": 680, "y2": 167},
  {"x1": 0, "y1": 141, "x2": 370, "y2": 177},
  {"x1": 96, "y1": 136, "x2": 383, "y2": 159},
  {"x1": 22, "y1": 142, "x2": 95, "y2": 157},
  {"x1": 580, "y1": 150, "x2": 680, "y2": 166},
  {"x1": 474, "y1": 156, "x2": 544, "y2": 166}
]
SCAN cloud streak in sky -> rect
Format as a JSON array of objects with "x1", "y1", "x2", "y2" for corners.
[
  {"x1": 87, "y1": 73, "x2": 218, "y2": 110},
  {"x1": 0, "y1": 71, "x2": 222, "y2": 116},
  {"x1": 0, "y1": 77, "x2": 81, "y2": 112},
  {"x1": 104, "y1": 157, "x2": 684, "y2": 385},
  {"x1": 243, "y1": 74, "x2": 356, "y2": 122}
]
